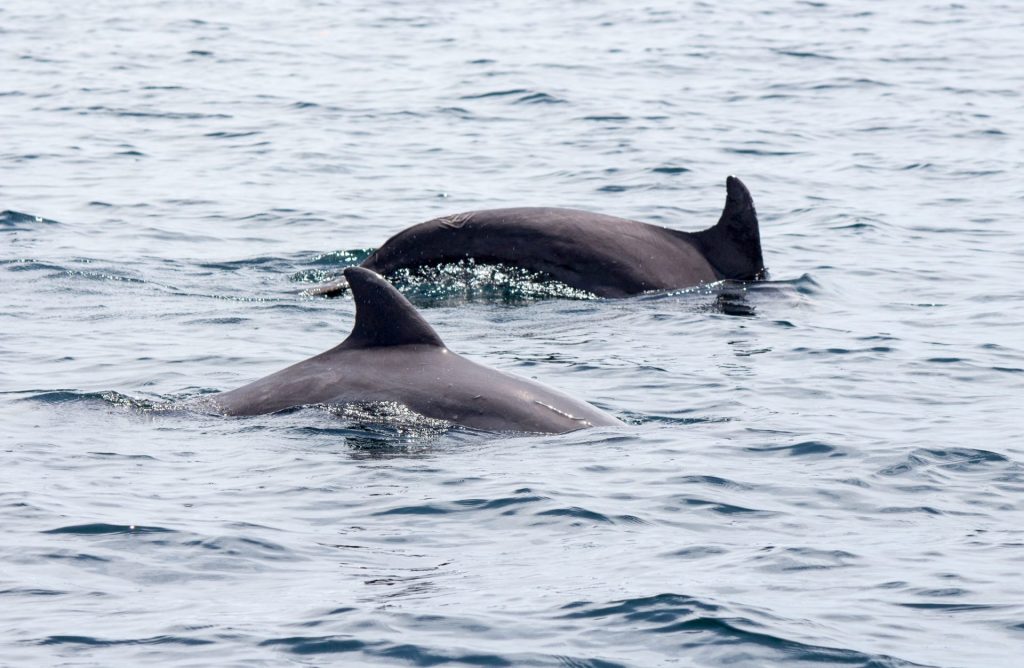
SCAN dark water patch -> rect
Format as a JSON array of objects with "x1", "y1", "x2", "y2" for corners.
[
  {"x1": 374, "y1": 504, "x2": 449, "y2": 516},
  {"x1": 63, "y1": 105, "x2": 232, "y2": 120},
  {"x1": 745, "y1": 441, "x2": 845, "y2": 457},
  {"x1": 536, "y1": 506, "x2": 613, "y2": 523},
  {"x1": 516, "y1": 91, "x2": 565, "y2": 104},
  {"x1": 23, "y1": 390, "x2": 160, "y2": 411},
  {"x1": 87, "y1": 451, "x2": 157, "y2": 460},
  {"x1": 753, "y1": 547, "x2": 860, "y2": 572},
  {"x1": 582, "y1": 114, "x2": 631, "y2": 122},
  {"x1": 878, "y1": 448, "x2": 1011, "y2": 476},
  {"x1": 39, "y1": 634, "x2": 212, "y2": 647},
  {"x1": 723, "y1": 147, "x2": 803, "y2": 157},
  {"x1": 375, "y1": 493, "x2": 548, "y2": 518},
  {"x1": 460, "y1": 88, "x2": 529, "y2": 100},
  {"x1": 43, "y1": 523, "x2": 176, "y2": 535},
  {"x1": 261, "y1": 635, "x2": 368, "y2": 654},
  {"x1": 651, "y1": 166, "x2": 690, "y2": 175},
  {"x1": 560, "y1": 593, "x2": 721, "y2": 620},
  {"x1": 897, "y1": 602, "x2": 1004, "y2": 612},
  {"x1": 666, "y1": 545, "x2": 729, "y2": 559},
  {"x1": 378, "y1": 644, "x2": 513, "y2": 666},
  {"x1": 205, "y1": 130, "x2": 262, "y2": 139},
  {"x1": 559, "y1": 594, "x2": 925, "y2": 666},
  {"x1": 0, "y1": 210, "x2": 60, "y2": 230},
  {"x1": 669, "y1": 475, "x2": 753, "y2": 490},
  {"x1": 439, "y1": 105, "x2": 474, "y2": 117},
  {"x1": 879, "y1": 506, "x2": 944, "y2": 516},
  {"x1": 0, "y1": 587, "x2": 68, "y2": 596},
  {"x1": 454, "y1": 495, "x2": 549, "y2": 511},
  {"x1": 913, "y1": 588, "x2": 970, "y2": 597},
  {"x1": 774, "y1": 49, "x2": 840, "y2": 60},
  {"x1": 43, "y1": 551, "x2": 110, "y2": 563},
  {"x1": 675, "y1": 498, "x2": 778, "y2": 516},
  {"x1": 185, "y1": 316, "x2": 250, "y2": 325},
  {"x1": 2, "y1": 259, "x2": 66, "y2": 273},
  {"x1": 183, "y1": 535, "x2": 294, "y2": 560}
]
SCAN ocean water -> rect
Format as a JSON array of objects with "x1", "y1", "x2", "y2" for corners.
[{"x1": 2, "y1": 1, "x2": 1022, "y2": 665}]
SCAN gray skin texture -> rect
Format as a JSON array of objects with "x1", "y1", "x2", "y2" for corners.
[
  {"x1": 307, "y1": 176, "x2": 764, "y2": 298},
  {"x1": 215, "y1": 267, "x2": 622, "y2": 433}
]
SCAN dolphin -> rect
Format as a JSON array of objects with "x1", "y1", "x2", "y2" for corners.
[
  {"x1": 215, "y1": 267, "x2": 622, "y2": 433},
  {"x1": 307, "y1": 176, "x2": 764, "y2": 298}
]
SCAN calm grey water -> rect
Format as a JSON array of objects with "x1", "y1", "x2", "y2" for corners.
[{"x1": 2, "y1": 1, "x2": 1022, "y2": 666}]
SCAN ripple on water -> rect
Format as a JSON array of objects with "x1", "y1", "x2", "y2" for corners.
[
  {"x1": 0, "y1": 210, "x2": 60, "y2": 230},
  {"x1": 877, "y1": 447, "x2": 1013, "y2": 477},
  {"x1": 42, "y1": 523, "x2": 175, "y2": 535},
  {"x1": 558, "y1": 594, "x2": 925, "y2": 666}
]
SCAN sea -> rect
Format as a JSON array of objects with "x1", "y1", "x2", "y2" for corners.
[{"x1": 1, "y1": 1, "x2": 1022, "y2": 666}]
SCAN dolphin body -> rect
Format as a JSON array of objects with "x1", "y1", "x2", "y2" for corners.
[
  {"x1": 308, "y1": 176, "x2": 764, "y2": 298},
  {"x1": 215, "y1": 267, "x2": 622, "y2": 433}
]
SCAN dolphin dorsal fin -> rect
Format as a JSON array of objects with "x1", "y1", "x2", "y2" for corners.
[
  {"x1": 691, "y1": 176, "x2": 765, "y2": 280},
  {"x1": 339, "y1": 267, "x2": 446, "y2": 349}
]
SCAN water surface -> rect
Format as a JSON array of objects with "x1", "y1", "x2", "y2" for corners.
[{"x1": 2, "y1": 1, "x2": 1023, "y2": 666}]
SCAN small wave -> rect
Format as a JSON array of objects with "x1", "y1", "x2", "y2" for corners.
[
  {"x1": 22, "y1": 390, "x2": 161, "y2": 411},
  {"x1": 459, "y1": 88, "x2": 528, "y2": 99},
  {"x1": 773, "y1": 49, "x2": 841, "y2": 60},
  {"x1": 515, "y1": 91, "x2": 565, "y2": 104},
  {"x1": 745, "y1": 440, "x2": 846, "y2": 457},
  {"x1": 582, "y1": 114, "x2": 630, "y2": 122},
  {"x1": 651, "y1": 166, "x2": 690, "y2": 175},
  {"x1": 536, "y1": 506, "x2": 613, "y2": 523},
  {"x1": 42, "y1": 523, "x2": 175, "y2": 535},
  {"x1": 374, "y1": 490, "x2": 548, "y2": 517},
  {"x1": 38, "y1": 635, "x2": 211, "y2": 647},
  {"x1": 261, "y1": 635, "x2": 368, "y2": 654},
  {"x1": 181, "y1": 536, "x2": 295, "y2": 561},
  {"x1": 204, "y1": 130, "x2": 262, "y2": 139},
  {"x1": 60, "y1": 105, "x2": 232, "y2": 120},
  {"x1": 723, "y1": 147, "x2": 804, "y2": 157},
  {"x1": 674, "y1": 497, "x2": 778, "y2": 516},
  {"x1": 0, "y1": 587, "x2": 68, "y2": 597},
  {"x1": 557, "y1": 594, "x2": 925, "y2": 666},
  {"x1": 0, "y1": 210, "x2": 60, "y2": 230},
  {"x1": 878, "y1": 447, "x2": 1012, "y2": 477}
]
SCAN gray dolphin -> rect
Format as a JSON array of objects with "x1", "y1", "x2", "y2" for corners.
[
  {"x1": 308, "y1": 176, "x2": 764, "y2": 298},
  {"x1": 215, "y1": 267, "x2": 622, "y2": 433}
]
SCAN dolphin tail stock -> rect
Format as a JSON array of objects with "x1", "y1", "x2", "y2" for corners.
[{"x1": 690, "y1": 176, "x2": 765, "y2": 281}]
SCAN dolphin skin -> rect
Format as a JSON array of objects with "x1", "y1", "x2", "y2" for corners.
[
  {"x1": 308, "y1": 176, "x2": 764, "y2": 298},
  {"x1": 215, "y1": 267, "x2": 622, "y2": 433}
]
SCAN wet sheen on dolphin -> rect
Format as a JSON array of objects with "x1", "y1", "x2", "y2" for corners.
[
  {"x1": 308, "y1": 176, "x2": 764, "y2": 298},
  {"x1": 215, "y1": 267, "x2": 622, "y2": 433}
]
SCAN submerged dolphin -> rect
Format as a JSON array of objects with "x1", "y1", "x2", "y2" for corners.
[
  {"x1": 215, "y1": 267, "x2": 622, "y2": 433},
  {"x1": 308, "y1": 176, "x2": 764, "y2": 298}
]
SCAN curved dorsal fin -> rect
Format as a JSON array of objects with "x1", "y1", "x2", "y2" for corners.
[
  {"x1": 691, "y1": 176, "x2": 765, "y2": 280},
  {"x1": 339, "y1": 267, "x2": 446, "y2": 349}
]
